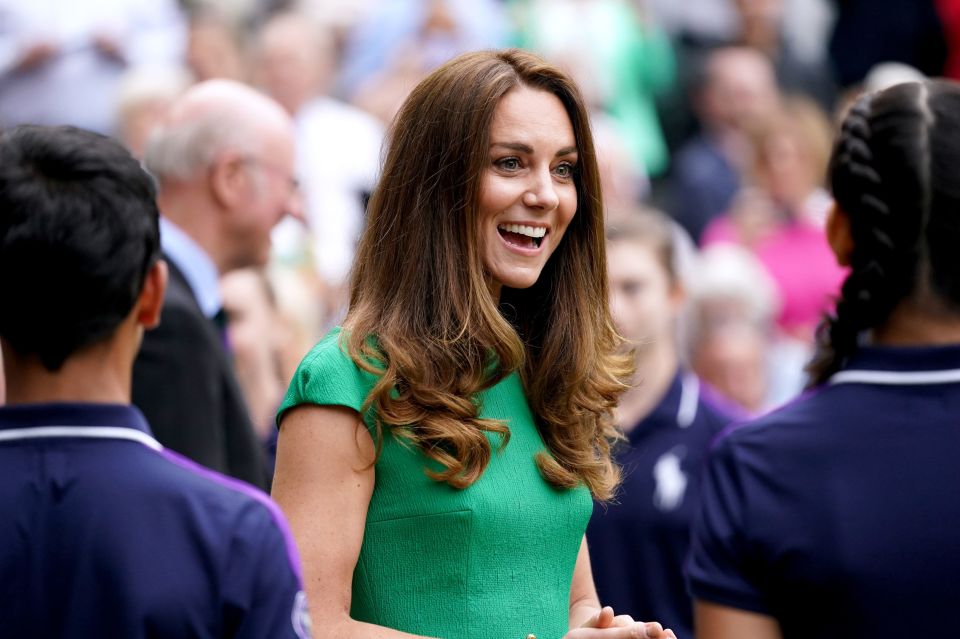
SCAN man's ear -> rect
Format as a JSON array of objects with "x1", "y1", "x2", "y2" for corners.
[
  {"x1": 208, "y1": 151, "x2": 248, "y2": 210},
  {"x1": 826, "y1": 203, "x2": 854, "y2": 267},
  {"x1": 137, "y1": 260, "x2": 168, "y2": 329}
]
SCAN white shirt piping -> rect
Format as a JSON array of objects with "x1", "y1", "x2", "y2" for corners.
[
  {"x1": 830, "y1": 368, "x2": 960, "y2": 386},
  {"x1": 0, "y1": 426, "x2": 163, "y2": 450}
]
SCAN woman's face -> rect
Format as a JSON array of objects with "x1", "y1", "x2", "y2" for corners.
[
  {"x1": 607, "y1": 239, "x2": 681, "y2": 346},
  {"x1": 477, "y1": 86, "x2": 579, "y2": 297}
]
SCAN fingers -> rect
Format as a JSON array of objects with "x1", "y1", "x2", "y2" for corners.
[
  {"x1": 580, "y1": 606, "x2": 616, "y2": 629},
  {"x1": 613, "y1": 614, "x2": 635, "y2": 627},
  {"x1": 564, "y1": 620, "x2": 673, "y2": 639}
]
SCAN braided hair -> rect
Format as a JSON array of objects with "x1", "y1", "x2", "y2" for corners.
[{"x1": 808, "y1": 80, "x2": 960, "y2": 385}]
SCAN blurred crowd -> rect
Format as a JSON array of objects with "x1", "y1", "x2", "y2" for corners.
[{"x1": 2, "y1": 0, "x2": 958, "y2": 430}]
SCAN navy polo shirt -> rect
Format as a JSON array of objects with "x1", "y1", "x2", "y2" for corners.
[
  {"x1": 0, "y1": 403, "x2": 311, "y2": 639},
  {"x1": 687, "y1": 344, "x2": 960, "y2": 637},
  {"x1": 587, "y1": 372, "x2": 735, "y2": 637}
]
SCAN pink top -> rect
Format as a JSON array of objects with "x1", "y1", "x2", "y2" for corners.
[{"x1": 703, "y1": 212, "x2": 847, "y2": 338}]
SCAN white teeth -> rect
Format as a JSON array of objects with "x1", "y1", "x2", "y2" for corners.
[{"x1": 498, "y1": 223, "x2": 547, "y2": 238}]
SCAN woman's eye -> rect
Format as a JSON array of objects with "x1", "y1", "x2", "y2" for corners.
[
  {"x1": 554, "y1": 162, "x2": 576, "y2": 179},
  {"x1": 496, "y1": 157, "x2": 521, "y2": 171}
]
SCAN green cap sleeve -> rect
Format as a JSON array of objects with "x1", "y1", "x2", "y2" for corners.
[{"x1": 277, "y1": 327, "x2": 381, "y2": 427}]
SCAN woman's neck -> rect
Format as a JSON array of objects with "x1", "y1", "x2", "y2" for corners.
[
  {"x1": 616, "y1": 338, "x2": 679, "y2": 433},
  {"x1": 873, "y1": 298, "x2": 960, "y2": 346}
]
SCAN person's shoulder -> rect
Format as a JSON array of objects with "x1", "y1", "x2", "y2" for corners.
[
  {"x1": 709, "y1": 384, "x2": 835, "y2": 455},
  {"x1": 279, "y1": 327, "x2": 382, "y2": 420},
  {"x1": 142, "y1": 445, "x2": 289, "y2": 535}
]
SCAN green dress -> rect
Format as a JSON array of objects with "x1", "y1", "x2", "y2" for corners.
[{"x1": 278, "y1": 328, "x2": 592, "y2": 639}]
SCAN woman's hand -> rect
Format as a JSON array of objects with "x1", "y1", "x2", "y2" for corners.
[{"x1": 562, "y1": 605, "x2": 678, "y2": 639}]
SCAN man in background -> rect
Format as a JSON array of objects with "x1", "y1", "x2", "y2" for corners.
[{"x1": 133, "y1": 79, "x2": 299, "y2": 489}]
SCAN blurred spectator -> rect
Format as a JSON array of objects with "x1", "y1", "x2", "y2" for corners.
[
  {"x1": 703, "y1": 96, "x2": 845, "y2": 339},
  {"x1": 829, "y1": 0, "x2": 947, "y2": 88},
  {"x1": 339, "y1": 0, "x2": 509, "y2": 117},
  {"x1": 669, "y1": 47, "x2": 780, "y2": 243},
  {"x1": 732, "y1": 0, "x2": 836, "y2": 107},
  {"x1": 587, "y1": 210, "x2": 736, "y2": 638},
  {"x1": 133, "y1": 80, "x2": 300, "y2": 490},
  {"x1": 253, "y1": 11, "x2": 384, "y2": 307},
  {"x1": 686, "y1": 244, "x2": 781, "y2": 413},
  {"x1": 185, "y1": 7, "x2": 248, "y2": 81},
  {"x1": 0, "y1": 0, "x2": 187, "y2": 135},
  {"x1": 221, "y1": 267, "x2": 290, "y2": 475},
  {"x1": 0, "y1": 346, "x2": 4, "y2": 406},
  {"x1": 512, "y1": 0, "x2": 676, "y2": 177},
  {"x1": 115, "y1": 65, "x2": 192, "y2": 157}
]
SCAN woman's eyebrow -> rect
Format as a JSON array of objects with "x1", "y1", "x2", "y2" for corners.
[{"x1": 490, "y1": 142, "x2": 579, "y2": 157}]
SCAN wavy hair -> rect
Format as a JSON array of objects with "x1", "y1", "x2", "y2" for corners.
[
  {"x1": 808, "y1": 80, "x2": 960, "y2": 384},
  {"x1": 344, "y1": 49, "x2": 631, "y2": 500}
]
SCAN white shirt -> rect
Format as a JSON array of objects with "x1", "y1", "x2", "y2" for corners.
[{"x1": 160, "y1": 217, "x2": 221, "y2": 319}]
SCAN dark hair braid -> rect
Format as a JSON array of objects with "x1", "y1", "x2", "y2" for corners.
[{"x1": 808, "y1": 84, "x2": 933, "y2": 385}]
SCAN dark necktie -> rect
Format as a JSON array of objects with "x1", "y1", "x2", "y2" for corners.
[{"x1": 212, "y1": 308, "x2": 231, "y2": 353}]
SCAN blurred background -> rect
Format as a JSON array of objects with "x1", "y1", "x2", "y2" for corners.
[{"x1": 3, "y1": 0, "x2": 956, "y2": 424}]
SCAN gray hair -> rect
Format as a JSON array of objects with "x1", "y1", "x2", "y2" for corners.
[{"x1": 143, "y1": 107, "x2": 261, "y2": 182}]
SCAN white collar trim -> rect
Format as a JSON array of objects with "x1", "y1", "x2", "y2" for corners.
[
  {"x1": 0, "y1": 426, "x2": 162, "y2": 450},
  {"x1": 677, "y1": 373, "x2": 700, "y2": 428},
  {"x1": 830, "y1": 368, "x2": 960, "y2": 386}
]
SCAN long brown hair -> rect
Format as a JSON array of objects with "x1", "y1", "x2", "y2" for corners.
[{"x1": 344, "y1": 49, "x2": 631, "y2": 500}]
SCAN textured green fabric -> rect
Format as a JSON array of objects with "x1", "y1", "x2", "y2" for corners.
[{"x1": 279, "y1": 328, "x2": 592, "y2": 639}]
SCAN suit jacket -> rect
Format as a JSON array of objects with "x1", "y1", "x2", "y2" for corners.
[{"x1": 132, "y1": 257, "x2": 269, "y2": 490}]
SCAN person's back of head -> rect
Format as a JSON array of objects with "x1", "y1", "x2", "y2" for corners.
[
  {"x1": 0, "y1": 125, "x2": 161, "y2": 372},
  {"x1": 810, "y1": 79, "x2": 960, "y2": 384}
]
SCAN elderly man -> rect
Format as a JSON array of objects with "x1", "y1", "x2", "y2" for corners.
[
  {"x1": 133, "y1": 80, "x2": 299, "y2": 489},
  {"x1": 0, "y1": 124, "x2": 309, "y2": 637}
]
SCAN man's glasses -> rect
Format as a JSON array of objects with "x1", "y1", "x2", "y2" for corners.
[{"x1": 241, "y1": 156, "x2": 300, "y2": 195}]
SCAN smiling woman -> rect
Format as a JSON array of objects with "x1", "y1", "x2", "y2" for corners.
[
  {"x1": 479, "y1": 86, "x2": 579, "y2": 296},
  {"x1": 271, "y1": 49, "x2": 678, "y2": 639}
]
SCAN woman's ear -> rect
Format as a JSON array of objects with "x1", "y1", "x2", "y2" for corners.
[{"x1": 826, "y1": 203, "x2": 854, "y2": 267}]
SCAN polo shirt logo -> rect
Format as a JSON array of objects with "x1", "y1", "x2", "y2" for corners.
[
  {"x1": 653, "y1": 447, "x2": 687, "y2": 512},
  {"x1": 292, "y1": 590, "x2": 312, "y2": 639}
]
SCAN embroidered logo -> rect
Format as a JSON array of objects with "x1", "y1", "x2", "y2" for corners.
[
  {"x1": 652, "y1": 447, "x2": 688, "y2": 512},
  {"x1": 292, "y1": 590, "x2": 312, "y2": 639}
]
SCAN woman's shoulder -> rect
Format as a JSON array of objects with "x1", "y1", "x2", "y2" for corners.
[{"x1": 278, "y1": 327, "x2": 382, "y2": 419}]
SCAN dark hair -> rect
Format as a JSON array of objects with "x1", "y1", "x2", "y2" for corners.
[
  {"x1": 808, "y1": 80, "x2": 960, "y2": 384},
  {"x1": 345, "y1": 49, "x2": 631, "y2": 500},
  {"x1": 0, "y1": 125, "x2": 161, "y2": 371}
]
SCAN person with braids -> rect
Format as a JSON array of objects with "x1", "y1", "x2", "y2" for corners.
[
  {"x1": 686, "y1": 79, "x2": 960, "y2": 638},
  {"x1": 271, "y1": 49, "x2": 677, "y2": 639}
]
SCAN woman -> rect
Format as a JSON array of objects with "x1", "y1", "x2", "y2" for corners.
[
  {"x1": 688, "y1": 80, "x2": 960, "y2": 637},
  {"x1": 702, "y1": 96, "x2": 846, "y2": 340},
  {"x1": 587, "y1": 211, "x2": 736, "y2": 639},
  {"x1": 272, "y1": 50, "x2": 675, "y2": 639}
]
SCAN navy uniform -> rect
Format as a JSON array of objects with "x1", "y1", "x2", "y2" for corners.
[
  {"x1": 587, "y1": 372, "x2": 736, "y2": 638},
  {"x1": 687, "y1": 345, "x2": 960, "y2": 637},
  {"x1": 0, "y1": 403, "x2": 311, "y2": 638}
]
